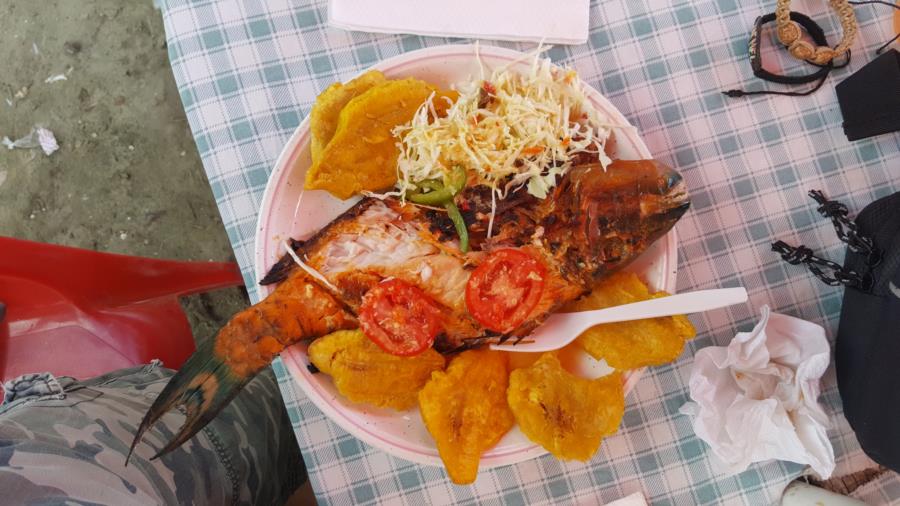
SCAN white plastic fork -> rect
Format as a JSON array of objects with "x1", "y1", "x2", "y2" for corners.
[{"x1": 489, "y1": 287, "x2": 748, "y2": 353}]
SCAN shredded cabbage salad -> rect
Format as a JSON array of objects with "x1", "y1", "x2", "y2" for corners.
[{"x1": 391, "y1": 49, "x2": 615, "y2": 210}]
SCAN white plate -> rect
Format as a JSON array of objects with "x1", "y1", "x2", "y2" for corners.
[{"x1": 254, "y1": 44, "x2": 678, "y2": 469}]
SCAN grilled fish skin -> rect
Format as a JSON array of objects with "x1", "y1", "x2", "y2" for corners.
[
  {"x1": 263, "y1": 160, "x2": 689, "y2": 346},
  {"x1": 130, "y1": 159, "x2": 689, "y2": 460}
]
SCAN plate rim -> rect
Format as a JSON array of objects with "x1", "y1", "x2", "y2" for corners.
[{"x1": 253, "y1": 43, "x2": 679, "y2": 469}]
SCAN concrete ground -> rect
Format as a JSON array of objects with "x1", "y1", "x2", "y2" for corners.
[{"x1": 0, "y1": 2, "x2": 315, "y2": 503}]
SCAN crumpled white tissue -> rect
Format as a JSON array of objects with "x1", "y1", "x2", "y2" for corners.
[{"x1": 680, "y1": 305, "x2": 835, "y2": 478}]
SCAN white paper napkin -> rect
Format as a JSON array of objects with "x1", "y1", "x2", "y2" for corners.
[
  {"x1": 606, "y1": 492, "x2": 648, "y2": 506},
  {"x1": 328, "y1": 0, "x2": 590, "y2": 45},
  {"x1": 680, "y1": 305, "x2": 835, "y2": 479}
]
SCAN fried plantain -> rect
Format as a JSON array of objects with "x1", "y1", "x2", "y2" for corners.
[
  {"x1": 305, "y1": 78, "x2": 455, "y2": 199},
  {"x1": 507, "y1": 353, "x2": 624, "y2": 460},
  {"x1": 564, "y1": 272, "x2": 696, "y2": 369},
  {"x1": 418, "y1": 349, "x2": 514, "y2": 484},
  {"x1": 309, "y1": 70, "x2": 387, "y2": 164},
  {"x1": 308, "y1": 329, "x2": 444, "y2": 410}
]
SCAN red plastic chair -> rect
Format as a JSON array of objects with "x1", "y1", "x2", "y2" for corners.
[{"x1": 0, "y1": 236, "x2": 244, "y2": 383}]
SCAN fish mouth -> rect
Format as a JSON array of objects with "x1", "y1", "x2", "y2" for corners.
[
  {"x1": 639, "y1": 165, "x2": 690, "y2": 225},
  {"x1": 658, "y1": 169, "x2": 690, "y2": 221}
]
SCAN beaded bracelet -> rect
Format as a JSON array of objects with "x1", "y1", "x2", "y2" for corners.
[
  {"x1": 775, "y1": 0, "x2": 858, "y2": 64},
  {"x1": 723, "y1": 11, "x2": 850, "y2": 98}
]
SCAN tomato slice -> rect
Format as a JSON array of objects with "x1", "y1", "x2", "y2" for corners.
[
  {"x1": 359, "y1": 279, "x2": 444, "y2": 356},
  {"x1": 465, "y1": 248, "x2": 547, "y2": 333}
]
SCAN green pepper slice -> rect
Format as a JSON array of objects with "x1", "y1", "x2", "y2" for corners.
[
  {"x1": 409, "y1": 184, "x2": 454, "y2": 205},
  {"x1": 407, "y1": 166, "x2": 469, "y2": 252},
  {"x1": 444, "y1": 201, "x2": 469, "y2": 253},
  {"x1": 407, "y1": 166, "x2": 467, "y2": 205}
]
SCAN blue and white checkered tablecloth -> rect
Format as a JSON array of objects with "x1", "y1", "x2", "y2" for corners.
[{"x1": 158, "y1": 0, "x2": 900, "y2": 503}]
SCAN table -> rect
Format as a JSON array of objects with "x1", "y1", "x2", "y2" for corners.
[{"x1": 157, "y1": 0, "x2": 900, "y2": 503}]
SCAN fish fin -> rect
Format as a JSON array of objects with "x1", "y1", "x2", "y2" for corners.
[{"x1": 127, "y1": 338, "x2": 250, "y2": 464}]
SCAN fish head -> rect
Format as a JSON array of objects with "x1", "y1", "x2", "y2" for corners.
[{"x1": 550, "y1": 160, "x2": 690, "y2": 279}]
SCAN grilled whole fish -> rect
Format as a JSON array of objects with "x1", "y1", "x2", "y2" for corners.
[{"x1": 130, "y1": 159, "x2": 689, "y2": 460}]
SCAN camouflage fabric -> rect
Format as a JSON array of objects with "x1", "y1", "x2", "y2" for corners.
[{"x1": 0, "y1": 361, "x2": 305, "y2": 505}]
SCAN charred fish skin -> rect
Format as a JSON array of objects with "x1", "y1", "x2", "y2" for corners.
[
  {"x1": 570, "y1": 160, "x2": 690, "y2": 282},
  {"x1": 493, "y1": 159, "x2": 690, "y2": 336},
  {"x1": 131, "y1": 159, "x2": 689, "y2": 460}
]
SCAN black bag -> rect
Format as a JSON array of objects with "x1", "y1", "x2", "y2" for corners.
[{"x1": 773, "y1": 190, "x2": 900, "y2": 472}]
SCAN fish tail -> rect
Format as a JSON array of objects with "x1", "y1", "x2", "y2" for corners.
[
  {"x1": 127, "y1": 338, "x2": 250, "y2": 463},
  {"x1": 128, "y1": 271, "x2": 357, "y2": 464}
]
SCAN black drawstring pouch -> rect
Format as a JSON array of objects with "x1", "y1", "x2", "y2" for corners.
[
  {"x1": 773, "y1": 191, "x2": 900, "y2": 472},
  {"x1": 836, "y1": 49, "x2": 900, "y2": 141}
]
